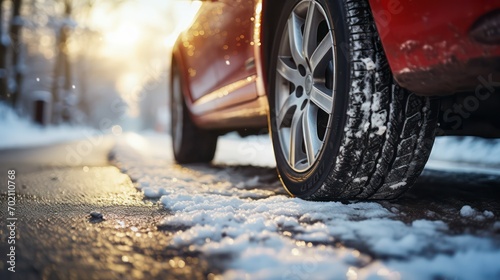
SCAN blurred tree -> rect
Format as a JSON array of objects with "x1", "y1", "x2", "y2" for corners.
[
  {"x1": 51, "y1": 0, "x2": 128, "y2": 124},
  {"x1": 72, "y1": 0, "x2": 128, "y2": 121},
  {"x1": 0, "y1": 0, "x2": 24, "y2": 107},
  {"x1": 10, "y1": 0, "x2": 23, "y2": 107},
  {"x1": 51, "y1": 0, "x2": 73, "y2": 123},
  {"x1": 3, "y1": 0, "x2": 135, "y2": 123},
  {"x1": 0, "y1": 0, "x2": 7, "y2": 103}
]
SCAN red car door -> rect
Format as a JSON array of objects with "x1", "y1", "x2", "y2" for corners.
[
  {"x1": 180, "y1": 2, "x2": 225, "y2": 103},
  {"x1": 212, "y1": 0, "x2": 258, "y2": 89},
  {"x1": 181, "y1": 0, "x2": 259, "y2": 115}
]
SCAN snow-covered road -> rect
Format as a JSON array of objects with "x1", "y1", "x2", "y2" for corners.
[
  {"x1": 2, "y1": 103, "x2": 500, "y2": 279},
  {"x1": 111, "y1": 133, "x2": 500, "y2": 280}
]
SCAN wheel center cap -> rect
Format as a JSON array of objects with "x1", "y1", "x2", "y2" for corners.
[{"x1": 305, "y1": 75, "x2": 313, "y2": 94}]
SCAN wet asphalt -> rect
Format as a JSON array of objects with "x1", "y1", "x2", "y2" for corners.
[
  {"x1": 0, "y1": 137, "x2": 499, "y2": 279},
  {"x1": 0, "y1": 138, "x2": 216, "y2": 279}
]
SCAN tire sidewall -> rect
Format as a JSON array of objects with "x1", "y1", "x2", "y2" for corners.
[
  {"x1": 170, "y1": 62, "x2": 183, "y2": 158},
  {"x1": 268, "y1": 0, "x2": 350, "y2": 198}
]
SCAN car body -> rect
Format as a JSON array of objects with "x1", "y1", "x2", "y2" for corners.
[
  {"x1": 170, "y1": 0, "x2": 500, "y2": 200},
  {"x1": 370, "y1": 0, "x2": 500, "y2": 95},
  {"x1": 172, "y1": 0, "x2": 268, "y2": 131}
]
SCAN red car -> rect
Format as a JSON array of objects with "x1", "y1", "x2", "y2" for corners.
[{"x1": 170, "y1": 0, "x2": 500, "y2": 200}]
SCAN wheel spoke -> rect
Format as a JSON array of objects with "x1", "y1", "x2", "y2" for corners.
[
  {"x1": 289, "y1": 109, "x2": 304, "y2": 168},
  {"x1": 302, "y1": 104, "x2": 320, "y2": 165},
  {"x1": 310, "y1": 84, "x2": 333, "y2": 114},
  {"x1": 275, "y1": 0, "x2": 336, "y2": 172},
  {"x1": 287, "y1": 13, "x2": 305, "y2": 65},
  {"x1": 302, "y1": 1, "x2": 317, "y2": 59},
  {"x1": 310, "y1": 34, "x2": 332, "y2": 71},
  {"x1": 277, "y1": 93, "x2": 299, "y2": 127},
  {"x1": 277, "y1": 57, "x2": 300, "y2": 83}
]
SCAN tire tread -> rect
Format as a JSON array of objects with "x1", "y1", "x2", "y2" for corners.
[{"x1": 308, "y1": 0, "x2": 437, "y2": 200}]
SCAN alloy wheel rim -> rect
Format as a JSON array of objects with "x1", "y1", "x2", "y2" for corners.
[{"x1": 275, "y1": 0, "x2": 336, "y2": 172}]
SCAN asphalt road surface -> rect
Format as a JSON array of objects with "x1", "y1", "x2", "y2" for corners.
[
  {"x1": 0, "y1": 138, "x2": 215, "y2": 279},
  {"x1": 0, "y1": 135, "x2": 499, "y2": 279}
]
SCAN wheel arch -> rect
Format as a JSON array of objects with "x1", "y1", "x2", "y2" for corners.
[
  {"x1": 171, "y1": 42, "x2": 195, "y2": 106},
  {"x1": 261, "y1": 1, "x2": 286, "y2": 95}
]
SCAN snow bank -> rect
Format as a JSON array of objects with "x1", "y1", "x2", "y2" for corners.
[
  {"x1": 0, "y1": 103, "x2": 96, "y2": 149},
  {"x1": 214, "y1": 132, "x2": 276, "y2": 167},
  {"x1": 430, "y1": 136, "x2": 500, "y2": 166}
]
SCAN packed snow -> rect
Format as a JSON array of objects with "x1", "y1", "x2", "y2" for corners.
[
  {"x1": 460, "y1": 205, "x2": 476, "y2": 218},
  {"x1": 111, "y1": 132, "x2": 500, "y2": 280},
  {"x1": 361, "y1": 57, "x2": 376, "y2": 71}
]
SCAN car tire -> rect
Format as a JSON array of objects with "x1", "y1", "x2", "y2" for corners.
[
  {"x1": 170, "y1": 61, "x2": 218, "y2": 164},
  {"x1": 268, "y1": 0, "x2": 439, "y2": 200}
]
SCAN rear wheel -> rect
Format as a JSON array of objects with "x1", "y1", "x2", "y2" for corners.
[
  {"x1": 170, "y1": 61, "x2": 218, "y2": 163},
  {"x1": 268, "y1": 0, "x2": 439, "y2": 200}
]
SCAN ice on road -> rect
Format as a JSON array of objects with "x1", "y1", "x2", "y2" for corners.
[{"x1": 111, "y1": 133, "x2": 500, "y2": 280}]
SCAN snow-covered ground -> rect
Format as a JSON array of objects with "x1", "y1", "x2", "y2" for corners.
[
  {"x1": 428, "y1": 137, "x2": 500, "y2": 175},
  {"x1": 431, "y1": 137, "x2": 500, "y2": 166},
  {"x1": 3, "y1": 99, "x2": 499, "y2": 169},
  {"x1": 111, "y1": 132, "x2": 500, "y2": 280},
  {"x1": 0, "y1": 103, "x2": 100, "y2": 149},
  {"x1": 2, "y1": 106, "x2": 500, "y2": 279}
]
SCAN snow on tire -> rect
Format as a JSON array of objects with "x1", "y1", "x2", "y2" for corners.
[{"x1": 268, "y1": 0, "x2": 439, "y2": 200}]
